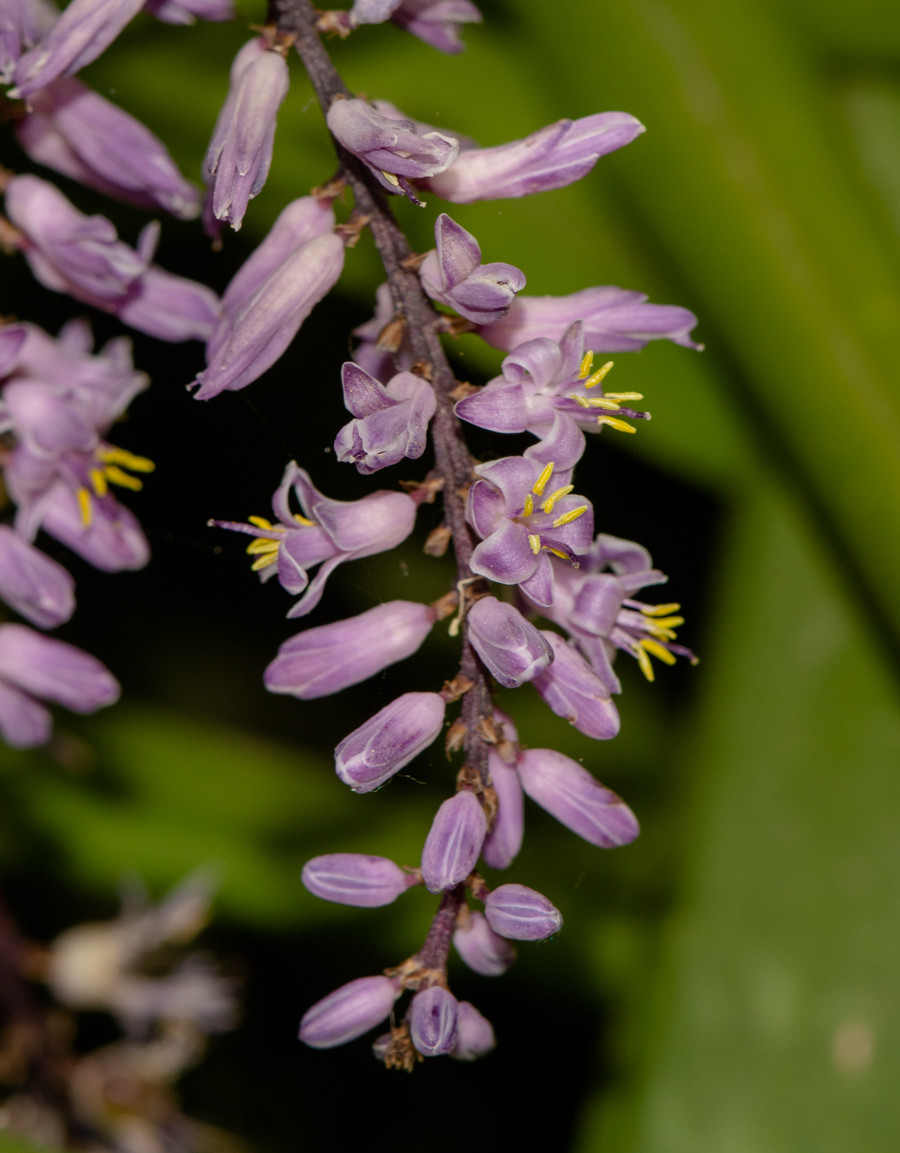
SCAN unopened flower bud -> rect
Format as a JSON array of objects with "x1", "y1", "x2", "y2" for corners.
[
  {"x1": 481, "y1": 748, "x2": 523, "y2": 869},
  {"x1": 466, "y1": 596, "x2": 553, "y2": 688},
  {"x1": 299, "y1": 975, "x2": 400, "y2": 1049},
  {"x1": 334, "y1": 363, "x2": 436, "y2": 474},
  {"x1": 335, "y1": 691, "x2": 445, "y2": 793},
  {"x1": 419, "y1": 214, "x2": 525, "y2": 325},
  {"x1": 532, "y1": 631, "x2": 620, "y2": 740},
  {"x1": 453, "y1": 910, "x2": 515, "y2": 976},
  {"x1": 451, "y1": 1001, "x2": 496, "y2": 1061},
  {"x1": 421, "y1": 790, "x2": 487, "y2": 892},
  {"x1": 301, "y1": 853, "x2": 417, "y2": 907},
  {"x1": 0, "y1": 526, "x2": 75, "y2": 629},
  {"x1": 409, "y1": 985, "x2": 459, "y2": 1056},
  {"x1": 484, "y1": 883, "x2": 562, "y2": 941}
]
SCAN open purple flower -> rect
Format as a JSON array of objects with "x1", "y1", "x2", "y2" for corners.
[
  {"x1": 419, "y1": 214, "x2": 525, "y2": 325},
  {"x1": 349, "y1": 0, "x2": 481, "y2": 53},
  {"x1": 466, "y1": 454, "x2": 593, "y2": 607},
  {"x1": 334, "y1": 363, "x2": 436, "y2": 474},
  {"x1": 532, "y1": 630, "x2": 621, "y2": 740},
  {"x1": 213, "y1": 461, "x2": 417, "y2": 618}
]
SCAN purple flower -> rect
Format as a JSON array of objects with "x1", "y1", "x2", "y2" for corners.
[
  {"x1": 205, "y1": 38, "x2": 289, "y2": 231},
  {"x1": 334, "y1": 691, "x2": 445, "y2": 792},
  {"x1": 532, "y1": 630, "x2": 620, "y2": 740},
  {"x1": 0, "y1": 0, "x2": 56, "y2": 84},
  {"x1": 0, "y1": 325, "x2": 28, "y2": 378},
  {"x1": 517, "y1": 748, "x2": 639, "y2": 848},
  {"x1": 466, "y1": 455, "x2": 593, "y2": 606},
  {"x1": 0, "y1": 623, "x2": 119, "y2": 748},
  {"x1": 264, "y1": 600, "x2": 436, "y2": 700},
  {"x1": 334, "y1": 363, "x2": 436, "y2": 474},
  {"x1": 477, "y1": 286, "x2": 702, "y2": 354},
  {"x1": 424, "y1": 112, "x2": 645, "y2": 203},
  {"x1": 16, "y1": 78, "x2": 201, "y2": 219},
  {"x1": 142, "y1": 0, "x2": 234, "y2": 24},
  {"x1": 326, "y1": 98, "x2": 458, "y2": 203},
  {"x1": 38, "y1": 480, "x2": 150, "y2": 572},
  {"x1": 299, "y1": 975, "x2": 400, "y2": 1049},
  {"x1": 194, "y1": 198, "x2": 344, "y2": 399},
  {"x1": 419, "y1": 213, "x2": 525, "y2": 325},
  {"x1": 420, "y1": 790, "x2": 487, "y2": 892},
  {"x1": 466, "y1": 596, "x2": 553, "y2": 689},
  {"x1": 0, "y1": 526, "x2": 75, "y2": 628},
  {"x1": 453, "y1": 910, "x2": 515, "y2": 976},
  {"x1": 389, "y1": 0, "x2": 481, "y2": 53},
  {"x1": 481, "y1": 748, "x2": 523, "y2": 870},
  {"x1": 115, "y1": 266, "x2": 220, "y2": 343},
  {"x1": 451, "y1": 1001, "x2": 496, "y2": 1061},
  {"x1": 11, "y1": 0, "x2": 145, "y2": 98},
  {"x1": 301, "y1": 853, "x2": 418, "y2": 907},
  {"x1": 213, "y1": 461, "x2": 417, "y2": 618},
  {"x1": 483, "y1": 883, "x2": 562, "y2": 941},
  {"x1": 410, "y1": 985, "x2": 459, "y2": 1056}
]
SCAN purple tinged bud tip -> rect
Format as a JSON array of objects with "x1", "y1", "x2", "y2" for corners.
[
  {"x1": 421, "y1": 790, "x2": 487, "y2": 892},
  {"x1": 481, "y1": 748, "x2": 523, "y2": 870},
  {"x1": 453, "y1": 910, "x2": 516, "y2": 976},
  {"x1": 299, "y1": 975, "x2": 400, "y2": 1049},
  {"x1": 451, "y1": 1001, "x2": 496, "y2": 1061},
  {"x1": 466, "y1": 596, "x2": 553, "y2": 689},
  {"x1": 484, "y1": 883, "x2": 562, "y2": 941},
  {"x1": 409, "y1": 985, "x2": 459, "y2": 1056},
  {"x1": 532, "y1": 631, "x2": 621, "y2": 740},
  {"x1": 301, "y1": 853, "x2": 418, "y2": 907},
  {"x1": 0, "y1": 527, "x2": 75, "y2": 629},
  {"x1": 335, "y1": 691, "x2": 445, "y2": 792}
]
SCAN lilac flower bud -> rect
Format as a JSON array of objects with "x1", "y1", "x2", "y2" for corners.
[
  {"x1": 466, "y1": 597, "x2": 553, "y2": 689},
  {"x1": 349, "y1": 0, "x2": 399, "y2": 21},
  {"x1": 327, "y1": 98, "x2": 458, "y2": 200},
  {"x1": 532, "y1": 631, "x2": 620, "y2": 740},
  {"x1": 142, "y1": 0, "x2": 234, "y2": 24},
  {"x1": 425, "y1": 112, "x2": 645, "y2": 204},
  {"x1": 409, "y1": 985, "x2": 459, "y2": 1056},
  {"x1": 481, "y1": 749, "x2": 523, "y2": 870},
  {"x1": 334, "y1": 364, "x2": 436, "y2": 474},
  {"x1": 301, "y1": 853, "x2": 417, "y2": 907},
  {"x1": 516, "y1": 748, "x2": 639, "y2": 848},
  {"x1": 389, "y1": 0, "x2": 481, "y2": 54},
  {"x1": 453, "y1": 910, "x2": 515, "y2": 976},
  {"x1": 421, "y1": 790, "x2": 487, "y2": 892},
  {"x1": 116, "y1": 266, "x2": 220, "y2": 343},
  {"x1": 484, "y1": 883, "x2": 562, "y2": 941},
  {"x1": 0, "y1": 678, "x2": 52, "y2": 748},
  {"x1": 0, "y1": 623, "x2": 119, "y2": 712},
  {"x1": 17, "y1": 78, "x2": 201, "y2": 218},
  {"x1": 419, "y1": 214, "x2": 525, "y2": 324},
  {"x1": 205, "y1": 38, "x2": 289, "y2": 230},
  {"x1": 451, "y1": 1001, "x2": 496, "y2": 1061},
  {"x1": 0, "y1": 527, "x2": 75, "y2": 629},
  {"x1": 0, "y1": 0, "x2": 56, "y2": 84},
  {"x1": 299, "y1": 975, "x2": 400, "y2": 1049},
  {"x1": 0, "y1": 325, "x2": 27, "y2": 376},
  {"x1": 264, "y1": 600, "x2": 435, "y2": 700},
  {"x1": 335, "y1": 691, "x2": 445, "y2": 793}
]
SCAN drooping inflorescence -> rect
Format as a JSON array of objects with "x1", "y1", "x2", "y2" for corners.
[{"x1": 0, "y1": 0, "x2": 700, "y2": 1074}]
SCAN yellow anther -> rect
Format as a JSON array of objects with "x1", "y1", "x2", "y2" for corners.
[
  {"x1": 578, "y1": 351, "x2": 595, "y2": 379},
  {"x1": 647, "y1": 615, "x2": 684, "y2": 631},
  {"x1": 641, "y1": 602, "x2": 680, "y2": 616},
  {"x1": 587, "y1": 397, "x2": 622, "y2": 410},
  {"x1": 77, "y1": 487, "x2": 92, "y2": 527},
  {"x1": 640, "y1": 637, "x2": 677, "y2": 665},
  {"x1": 96, "y1": 446, "x2": 155, "y2": 473},
  {"x1": 522, "y1": 494, "x2": 534, "y2": 517},
  {"x1": 605, "y1": 392, "x2": 644, "y2": 401},
  {"x1": 249, "y1": 516, "x2": 273, "y2": 529},
  {"x1": 546, "y1": 547, "x2": 568, "y2": 560},
  {"x1": 246, "y1": 538, "x2": 281, "y2": 555},
  {"x1": 532, "y1": 462, "x2": 554, "y2": 496},
  {"x1": 636, "y1": 646, "x2": 654, "y2": 681},
  {"x1": 381, "y1": 170, "x2": 400, "y2": 187},
  {"x1": 251, "y1": 553, "x2": 279, "y2": 571},
  {"x1": 573, "y1": 395, "x2": 591, "y2": 408},
  {"x1": 541, "y1": 484, "x2": 574, "y2": 513},
  {"x1": 528, "y1": 534, "x2": 542, "y2": 555},
  {"x1": 646, "y1": 624, "x2": 678, "y2": 641},
  {"x1": 584, "y1": 361, "x2": 614, "y2": 388},
  {"x1": 89, "y1": 468, "x2": 108, "y2": 497},
  {"x1": 104, "y1": 465, "x2": 143, "y2": 491},
  {"x1": 552, "y1": 505, "x2": 588, "y2": 528},
  {"x1": 598, "y1": 416, "x2": 636, "y2": 434},
  {"x1": 294, "y1": 514, "x2": 315, "y2": 526}
]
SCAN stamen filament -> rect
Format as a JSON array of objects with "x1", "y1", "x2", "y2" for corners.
[
  {"x1": 528, "y1": 534, "x2": 542, "y2": 555},
  {"x1": 584, "y1": 361, "x2": 614, "y2": 388},
  {"x1": 77, "y1": 487, "x2": 92, "y2": 527},
  {"x1": 541, "y1": 484, "x2": 574, "y2": 513},
  {"x1": 552, "y1": 505, "x2": 588, "y2": 528},
  {"x1": 578, "y1": 351, "x2": 594, "y2": 379},
  {"x1": 104, "y1": 465, "x2": 143, "y2": 491},
  {"x1": 522, "y1": 494, "x2": 534, "y2": 516},
  {"x1": 89, "y1": 468, "x2": 108, "y2": 497},
  {"x1": 598, "y1": 416, "x2": 636, "y2": 434},
  {"x1": 532, "y1": 462, "x2": 555, "y2": 496}
]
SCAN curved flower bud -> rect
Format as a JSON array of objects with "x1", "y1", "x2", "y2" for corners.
[
  {"x1": 425, "y1": 112, "x2": 645, "y2": 204},
  {"x1": 466, "y1": 597, "x2": 553, "y2": 689},
  {"x1": 16, "y1": 78, "x2": 201, "y2": 219},
  {"x1": 453, "y1": 910, "x2": 515, "y2": 976},
  {"x1": 421, "y1": 790, "x2": 487, "y2": 892},
  {"x1": 334, "y1": 364, "x2": 436, "y2": 474},
  {"x1": 142, "y1": 0, "x2": 234, "y2": 24},
  {"x1": 484, "y1": 883, "x2": 562, "y2": 941},
  {"x1": 419, "y1": 214, "x2": 525, "y2": 325},
  {"x1": 451, "y1": 1001, "x2": 496, "y2": 1061},
  {"x1": 301, "y1": 853, "x2": 418, "y2": 907},
  {"x1": 299, "y1": 975, "x2": 400, "y2": 1049},
  {"x1": 0, "y1": 526, "x2": 75, "y2": 629},
  {"x1": 0, "y1": 623, "x2": 119, "y2": 712},
  {"x1": 409, "y1": 985, "x2": 459, "y2": 1056},
  {"x1": 389, "y1": 0, "x2": 481, "y2": 53},
  {"x1": 532, "y1": 631, "x2": 620, "y2": 740},
  {"x1": 516, "y1": 748, "x2": 639, "y2": 848},
  {"x1": 335, "y1": 691, "x2": 445, "y2": 792},
  {"x1": 116, "y1": 266, "x2": 220, "y2": 343},
  {"x1": 264, "y1": 600, "x2": 435, "y2": 700},
  {"x1": 481, "y1": 749, "x2": 523, "y2": 869}
]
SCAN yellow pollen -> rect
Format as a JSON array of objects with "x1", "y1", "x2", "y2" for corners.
[
  {"x1": 640, "y1": 637, "x2": 677, "y2": 665},
  {"x1": 96, "y1": 446, "x2": 155, "y2": 473},
  {"x1": 636, "y1": 646, "x2": 655, "y2": 681},
  {"x1": 541, "y1": 484, "x2": 574, "y2": 513},
  {"x1": 605, "y1": 392, "x2": 644, "y2": 401},
  {"x1": 246, "y1": 538, "x2": 281, "y2": 555},
  {"x1": 645, "y1": 623, "x2": 678, "y2": 641},
  {"x1": 587, "y1": 397, "x2": 622, "y2": 410},
  {"x1": 552, "y1": 505, "x2": 588, "y2": 528},
  {"x1": 647, "y1": 615, "x2": 684, "y2": 631},
  {"x1": 528, "y1": 534, "x2": 542, "y2": 555},
  {"x1": 641, "y1": 602, "x2": 681, "y2": 616},
  {"x1": 248, "y1": 516, "x2": 273, "y2": 529},
  {"x1": 522, "y1": 494, "x2": 534, "y2": 516},
  {"x1": 77, "y1": 487, "x2": 92, "y2": 527},
  {"x1": 294, "y1": 513, "x2": 315, "y2": 526},
  {"x1": 89, "y1": 468, "x2": 108, "y2": 497},
  {"x1": 251, "y1": 553, "x2": 279, "y2": 571},
  {"x1": 584, "y1": 361, "x2": 614, "y2": 388},
  {"x1": 545, "y1": 547, "x2": 568, "y2": 560},
  {"x1": 578, "y1": 351, "x2": 595, "y2": 379},
  {"x1": 598, "y1": 415, "x2": 636, "y2": 434},
  {"x1": 104, "y1": 465, "x2": 142, "y2": 491},
  {"x1": 532, "y1": 462, "x2": 555, "y2": 496},
  {"x1": 381, "y1": 170, "x2": 400, "y2": 187},
  {"x1": 572, "y1": 396, "x2": 591, "y2": 408}
]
